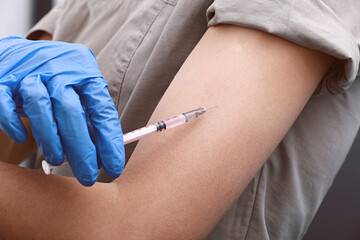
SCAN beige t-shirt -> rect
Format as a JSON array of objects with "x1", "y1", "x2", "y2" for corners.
[{"x1": 27, "y1": 0, "x2": 360, "y2": 239}]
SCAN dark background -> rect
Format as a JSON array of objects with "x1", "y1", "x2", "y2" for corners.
[
  {"x1": 33, "y1": 0, "x2": 53, "y2": 24},
  {"x1": 33, "y1": 1, "x2": 360, "y2": 239},
  {"x1": 303, "y1": 130, "x2": 360, "y2": 240}
]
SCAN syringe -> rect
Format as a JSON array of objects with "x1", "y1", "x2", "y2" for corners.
[{"x1": 42, "y1": 107, "x2": 214, "y2": 175}]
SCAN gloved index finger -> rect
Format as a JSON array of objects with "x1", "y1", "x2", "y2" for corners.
[
  {"x1": 78, "y1": 78, "x2": 125, "y2": 179},
  {"x1": 19, "y1": 75, "x2": 64, "y2": 165}
]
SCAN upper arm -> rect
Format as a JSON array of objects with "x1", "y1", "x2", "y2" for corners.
[
  {"x1": 112, "y1": 24, "x2": 334, "y2": 239},
  {"x1": 0, "y1": 25, "x2": 334, "y2": 239}
]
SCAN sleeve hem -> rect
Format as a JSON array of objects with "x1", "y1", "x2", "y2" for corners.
[
  {"x1": 206, "y1": 1, "x2": 360, "y2": 96},
  {"x1": 26, "y1": 3, "x2": 63, "y2": 40}
]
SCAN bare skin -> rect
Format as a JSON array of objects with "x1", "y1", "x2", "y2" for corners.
[{"x1": 0, "y1": 25, "x2": 334, "y2": 239}]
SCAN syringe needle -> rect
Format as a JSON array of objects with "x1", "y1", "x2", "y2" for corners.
[{"x1": 206, "y1": 105, "x2": 218, "y2": 111}]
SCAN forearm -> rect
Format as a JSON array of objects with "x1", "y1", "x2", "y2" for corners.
[
  {"x1": 0, "y1": 25, "x2": 334, "y2": 239},
  {"x1": 0, "y1": 162, "x2": 119, "y2": 239}
]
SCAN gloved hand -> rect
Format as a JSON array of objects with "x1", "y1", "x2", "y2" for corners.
[{"x1": 0, "y1": 36, "x2": 125, "y2": 186}]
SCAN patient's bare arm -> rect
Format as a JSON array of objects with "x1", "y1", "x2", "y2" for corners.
[{"x1": 0, "y1": 25, "x2": 334, "y2": 239}]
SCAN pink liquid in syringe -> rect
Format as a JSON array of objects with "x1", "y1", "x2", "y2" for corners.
[{"x1": 163, "y1": 114, "x2": 187, "y2": 129}]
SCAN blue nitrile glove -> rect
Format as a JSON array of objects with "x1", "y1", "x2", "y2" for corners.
[{"x1": 0, "y1": 36, "x2": 124, "y2": 186}]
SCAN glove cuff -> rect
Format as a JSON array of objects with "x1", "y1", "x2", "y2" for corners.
[{"x1": 0, "y1": 36, "x2": 25, "y2": 56}]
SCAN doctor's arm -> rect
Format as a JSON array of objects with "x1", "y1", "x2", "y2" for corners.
[{"x1": 0, "y1": 25, "x2": 334, "y2": 239}]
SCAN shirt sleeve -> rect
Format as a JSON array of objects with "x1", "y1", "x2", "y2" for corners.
[
  {"x1": 206, "y1": 0, "x2": 360, "y2": 96},
  {"x1": 26, "y1": 1, "x2": 65, "y2": 40}
]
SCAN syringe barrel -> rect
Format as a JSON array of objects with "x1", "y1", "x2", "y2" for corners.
[
  {"x1": 42, "y1": 107, "x2": 208, "y2": 176},
  {"x1": 123, "y1": 124, "x2": 157, "y2": 145},
  {"x1": 163, "y1": 114, "x2": 187, "y2": 129}
]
